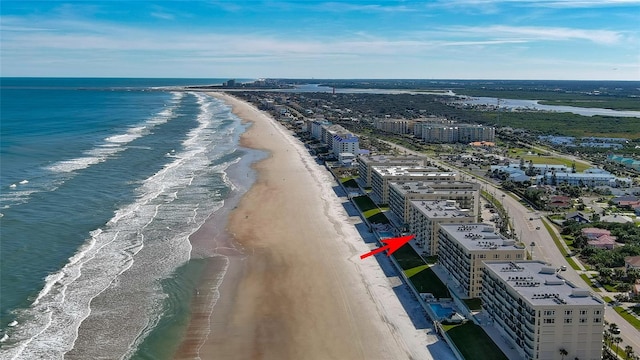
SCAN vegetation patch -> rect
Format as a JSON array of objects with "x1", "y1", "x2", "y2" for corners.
[
  {"x1": 408, "y1": 266, "x2": 450, "y2": 299},
  {"x1": 519, "y1": 154, "x2": 590, "y2": 172},
  {"x1": 580, "y1": 274, "x2": 601, "y2": 292},
  {"x1": 462, "y1": 298, "x2": 483, "y2": 311},
  {"x1": 424, "y1": 255, "x2": 439, "y2": 264},
  {"x1": 404, "y1": 264, "x2": 429, "y2": 278},
  {"x1": 362, "y1": 208, "x2": 382, "y2": 218},
  {"x1": 340, "y1": 178, "x2": 359, "y2": 188},
  {"x1": 352, "y1": 195, "x2": 378, "y2": 213},
  {"x1": 393, "y1": 244, "x2": 427, "y2": 270},
  {"x1": 613, "y1": 306, "x2": 640, "y2": 330},
  {"x1": 367, "y1": 212, "x2": 390, "y2": 224},
  {"x1": 445, "y1": 323, "x2": 509, "y2": 360}
]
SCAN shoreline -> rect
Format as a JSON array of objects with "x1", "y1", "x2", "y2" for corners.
[{"x1": 176, "y1": 92, "x2": 444, "y2": 359}]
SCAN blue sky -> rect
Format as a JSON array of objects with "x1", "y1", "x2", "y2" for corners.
[{"x1": 1, "y1": 0, "x2": 639, "y2": 80}]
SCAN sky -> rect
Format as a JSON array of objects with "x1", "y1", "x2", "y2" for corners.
[{"x1": 1, "y1": 0, "x2": 639, "y2": 80}]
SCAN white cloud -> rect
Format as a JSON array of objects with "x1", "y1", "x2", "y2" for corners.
[{"x1": 443, "y1": 25, "x2": 625, "y2": 45}]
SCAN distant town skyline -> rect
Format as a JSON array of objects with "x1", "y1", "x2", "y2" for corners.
[{"x1": 1, "y1": 0, "x2": 639, "y2": 80}]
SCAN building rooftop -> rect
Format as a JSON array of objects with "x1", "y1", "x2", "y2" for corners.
[
  {"x1": 390, "y1": 181, "x2": 476, "y2": 195},
  {"x1": 411, "y1": 200, "x2": 473, "y2": 219},
  {"x1": 372, "y1": 166, "x2": 457, "y2": 178},
  {"x1": 358, "y1": 154, "x2": 425, "y2": 165},
  {"x1": 439, "y1": 223, "x2": 523, "y2": 252},
  {"x1": 484, "y1": 261, "x2": 604, "y2": 306}
]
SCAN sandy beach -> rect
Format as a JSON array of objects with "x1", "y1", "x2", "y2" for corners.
[{"x1": 176, "y1": 92, "x2": 445, "y2": 360}]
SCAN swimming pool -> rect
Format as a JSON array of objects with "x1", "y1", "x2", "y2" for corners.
[
  {"x1": 429, "y1": 303, "x2": 456, "y2": 320},
  {"x1": 378, "y1": 231, "x2": 395, "y2": 239}
]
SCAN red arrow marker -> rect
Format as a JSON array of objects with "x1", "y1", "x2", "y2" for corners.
[{"x1": 360, "y1": 234, "x2": 415, "y2": 260}]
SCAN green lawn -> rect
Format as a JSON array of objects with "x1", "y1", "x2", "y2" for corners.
[
  {"x1": 362, "y1": 208, "x2": 382, "y2": 218},
  {"x1": 404, "y1": 264, "x2": 429, "y2": 278},
  {"x1": 408, "y1": 266, "x2": 450, "y2": 299},
  {"x1": 352, "y1": 195, "x2": 378, "y2": 213},
  {"x1": 541, "y1": 218, "x2": 583, "y2": 272},
  {"x1": 580, "y1": 274, "x2": 601, "y2": 292},
  {"x1": 520, "y1": 155, "x2": 590, "y2": 172},
  {"x1": 462, "y1": 298, "x2": 483, "y2": 311},
  {"x1": 445, "y1": 323, "x2": 509, "y2": 360},
  {"x1": 367, "y1": 212, "x2": 390, "y2": 224},
  {"x1": 393, "y1": 244, "x2": 426, "y2": 270},
  {"x1": 341, "y1": 178, "x2": 359, "y2": 188}
]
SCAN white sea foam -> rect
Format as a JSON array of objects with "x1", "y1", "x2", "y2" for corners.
[
  {"x1": 46, "y1": 92, "x2": 182, "y2": 175},
  {"x1": 0, "y1": 93, "x2": 242, "y2": 360},
  {"x1": 1, "y1": 92, "x2": 185, "y2": 210}
]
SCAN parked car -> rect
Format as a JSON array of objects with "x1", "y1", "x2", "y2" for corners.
[{"x1": 611, "y1": 327, "x2": 621, "y2": 334}]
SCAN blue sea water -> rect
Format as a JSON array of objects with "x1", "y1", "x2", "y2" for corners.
[{"x1": 0, "y1": 78, "x2": 256, "y2": 359}]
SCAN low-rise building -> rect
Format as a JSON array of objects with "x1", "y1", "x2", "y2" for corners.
[
  {"x1": 482, "y1": 261, "x2": 604, "y2": 360},
  {"x1": 408, "y1": 200, "x2": 475, "y2": 255},
  {"x1": 438, "y1": 223, "x2": 526, "y2": 298}
]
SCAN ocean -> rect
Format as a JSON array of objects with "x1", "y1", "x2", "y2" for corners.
[{"x1": 0, "y1": 78, "x2": 260, "y2": 359}]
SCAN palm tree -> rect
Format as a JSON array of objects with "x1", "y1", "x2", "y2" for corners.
[
  {"x1": 560, "y1": 348, "x2": 568, "y2": 360},
  {"x1": 614, "y1": 337, "x2": 623, "y2": 356},
  {"x1": 625, "y1": 345, "x2": 634, "y2": 360},
  {"x1": 603, "y1": 331, "x2": 611, "y2": 347}
]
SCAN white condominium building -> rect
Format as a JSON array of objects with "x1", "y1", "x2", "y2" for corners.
[
  {"x1": 438, "y1": 223, "x2": 526, "y2": 298},
  {"x1": 388, "y1": 181, "x2": 480, "y2": 223},
  {"x1": 482, "y1": 261, "x2": 604, "y2": 360},
  {"x1": 331, "y1": 133, "x2": 359, "y2": 157},
  {"x1": 356, "y1": 154, "x2": 427, "y2": 188},
  {"x1": 415, "y1": 123, "x2": 495, "y2": 143},
  {"x1": 408, "y1": 200, "x2": 475, "y2": 255},
  {"x1": 371, "y1": 166, "x2": 458, "y2": 205}
]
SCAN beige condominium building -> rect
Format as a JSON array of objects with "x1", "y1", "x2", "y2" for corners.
[
  {"x1": 356, "y1": 154, "x2": 429, "y2": 188},
  {"x1": 388, "y1": 181, "x2": 480, "y2": 224},
  {"x1": 438, "y1": 223, "x2": 526, "y2": 298},
  {"x1": 408, "y1": 200, "x2": 475, "y2": 255},
  {"x1": 482, "y1": 261, "x2": 604, "y2": 360},
  {"x1": 371, "y1": 166, "x2": 458, "y2": 205}
]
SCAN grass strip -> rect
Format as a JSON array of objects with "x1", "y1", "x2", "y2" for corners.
[
  {"x1": 445, "y1": 323, "x2": 509, "y2": 360},
  {"x1": 579, "y1": 274, "x2": 601, "y2": 292},
  {"x1": 462, "y1": 298, "x2": 483, "y2": 311},
  {"x1": 408, "y1": 266, "x2": 450, "y2": 299},
  {"x1": 404, "y1": 264, "x2": 429, "y2": 278},
  {"x1": 352, "y1": 195, "x2": 378, "y2": 213},
  {"x1": 541, "y1": 217, "x2": 580, "y2": 269},
  {"x1": 613, "y1": 306, "x2": 640, "y2": 330}
]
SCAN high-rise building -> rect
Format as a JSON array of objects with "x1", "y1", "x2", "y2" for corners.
[
  {"x1": 408, "y1": 200, "x2": 475, "y2": 255},
  {"x1": 437, "y1": 223, "x2": 526, "y2": 298},
  {"x1": 388, "y1": 181, "x2": 480, "y2": 223},
  {"x1": 356, "y1": 155, "x2": 427, "y2": 188},
  {"x1": 370, "y1": 166, "x2": 457, "y2": 205},
  {"x1": 482, "y1": 261, "x2": 604, "y2": 360}
]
